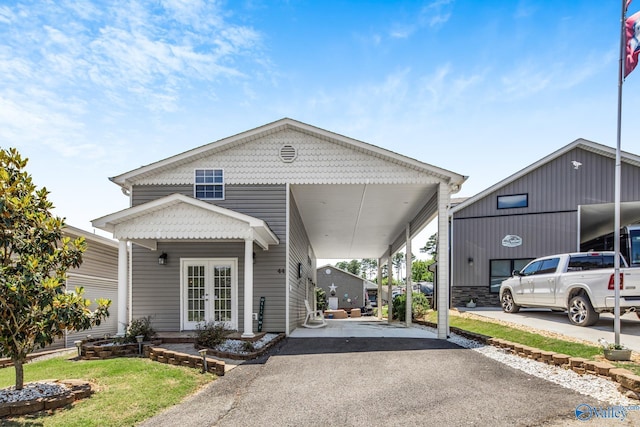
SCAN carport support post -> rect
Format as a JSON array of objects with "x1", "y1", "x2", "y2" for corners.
[
  {"x1": 377, "y1": 260, "x2": 383, "y2": 320},
  {"x1": 437, "y1": 183, "x2": 451, "y2": 339},
  {"x1": 242, "y1": 238, "x2": 255, "y2": 338},
  {"x1": 405, "y1": 225, "x2": 412, "y2": 327},
  {"x1": 117, "y1": 240, "x2": 128, "y2": 336},
  {"x1": 387, "y1": 247, "x2": 393, "y2": 323}
]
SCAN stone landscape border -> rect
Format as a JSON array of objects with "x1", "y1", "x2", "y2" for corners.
[
  {"x1": 414, "y1": 319, "x2": 640, "y2": 399},
  {"x1": 0, "y1": 379, "x2": 93, "y2": 418}
]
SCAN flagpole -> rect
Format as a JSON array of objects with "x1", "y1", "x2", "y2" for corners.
[{"x1": 614, "y1": 0, "x2": 627, "y2": 346}]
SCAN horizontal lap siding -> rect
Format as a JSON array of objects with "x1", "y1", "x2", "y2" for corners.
[
  {"x1": 288, "y1": 193, "x2": 314, "y2": 331},
  {"x1": 130, "y1": 184, "x2": 287, "y2": 332},
  {"x1": 132, "y1": 241, "x2": 245, "y2": 331},
  {"x1": 65, "y1": 276, "x2": 119, "y2": 345}
]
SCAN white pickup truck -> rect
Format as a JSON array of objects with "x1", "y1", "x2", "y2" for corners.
[{"x1": 499, "y1": 252, "x2": 640, "y2": 326}]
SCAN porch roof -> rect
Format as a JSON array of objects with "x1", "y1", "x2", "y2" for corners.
[{"x1": 91, "y1": 193, "x2": 279, "y2": 250}]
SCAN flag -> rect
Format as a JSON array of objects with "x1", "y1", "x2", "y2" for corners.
[{"x1": 625, "y1": 10, "x2": 640, "y2": 77}]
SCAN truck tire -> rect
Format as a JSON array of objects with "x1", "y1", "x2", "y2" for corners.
[
  {"x1": 568, "y1": 294, "x2": 599, "y2": 327},
  {"x1": 501, "y1": 290, "x2": 520, "y2": 313}
]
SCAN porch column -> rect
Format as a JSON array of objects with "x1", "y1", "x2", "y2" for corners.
[
  {"x1": 437, "y1": 183, "x2": 452, "y2": 339},
  {"x1": 387, "y1": 246, "x2": 393, "y2": 323},
  {"x1": 242, "y1": 239, "x2": 255, "y2": 338},
  {"x1": 405, "y1": 224, "x2": 412, "y2": 327},
  {"x1": 377, "y1": 259, "x2": 383, "y2": 320},
  {"x1": 117, "y1": 240, "x2": 128, "y2": 336}
]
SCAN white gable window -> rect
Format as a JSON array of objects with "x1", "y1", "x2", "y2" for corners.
[{"x1": 195, "y1": 169, "x2": 224, "y2": 200}]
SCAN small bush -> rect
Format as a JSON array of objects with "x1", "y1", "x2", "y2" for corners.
[
  {"x1": 392, "y1": 292, "x2": 431, "y2": 321},
  {"x1": 241, "y1": 341, "x2": 255, "y2": 352},
  {"x1": 194, "y1": 322, "x2": 232, "y2": 348},
  {"x1": 124, "y1": 316, "x2": 156, "y2": 343}
]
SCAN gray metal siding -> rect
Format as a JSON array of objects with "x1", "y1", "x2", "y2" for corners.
[
  {"x1": 288, "y1": 193, "x2": 314, "y2": 331},
  {"x1": 453, "y1": 211, "x2": 577, "y2": 287},
  {"x1": 317, "y1": 267, "x2": 365, "y2": 310},
  {"x1": 451, "y1": 146, "x2": 640, "y2": 305},
  {"x1": 130, "y1": 184, "x2": 287, "y2": 332},
  {"x1": 455, "y1": 148, "x2": 640, "y2": 218}
]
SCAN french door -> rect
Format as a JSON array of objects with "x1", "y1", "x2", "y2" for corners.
[{"x1": 182, "y1": 258, "x2": 237, "y2": 330}]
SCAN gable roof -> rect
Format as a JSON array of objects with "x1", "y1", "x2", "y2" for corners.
[
  {"x1": 110, "y1": 117, "x2": 466, "y2": 189},
  {"x1": 450, "y1": 138, "x2": 640, "y2": 214},
  {"x1": 92, "y1": 193, "x2": 279, "y2": 250},
  {"x1": 317, "y1": 264, "x2": 377, "y2": 287}
]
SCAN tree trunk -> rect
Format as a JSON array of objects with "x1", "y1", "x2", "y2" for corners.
[{"x1": 14, "y1": 359, "x2": 24, "y2": 390}]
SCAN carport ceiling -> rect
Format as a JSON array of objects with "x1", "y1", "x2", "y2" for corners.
[
  {"x1": 291, "y1": 183, "x2": 439, "y2": 259},
  {"x1": 580, "y1": 201, "x2": 640, "y2": 242}
]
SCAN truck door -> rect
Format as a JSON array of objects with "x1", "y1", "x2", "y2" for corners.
[
  {"x1": 531, "y1": 257, "x2": 560, "y2": 304},
  {"x1": 517, "y1": 260, "x2": 542, "y2": 304}
]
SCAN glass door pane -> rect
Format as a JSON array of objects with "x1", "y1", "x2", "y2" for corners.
[
  {"x1": 187, "y1": 265, "x2": 206, "y2": 322},
  {"x1": 213, "y1": 265, "x2": 232, "y2": 323}
]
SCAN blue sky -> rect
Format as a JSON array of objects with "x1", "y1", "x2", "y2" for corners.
[{"x1": 1, "y1": 0, "x2": 638, "y2": 252}]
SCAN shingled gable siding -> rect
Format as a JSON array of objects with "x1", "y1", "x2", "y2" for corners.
[
  {"x1": 288, "y1": 192, "x2": 314, "y2": 331},
  {"x1": 451, "y1": 147, "x2": 640, "y2": 307},
  {"x1": 129, "y1": 184, "x2": 287, "y2": 332}
]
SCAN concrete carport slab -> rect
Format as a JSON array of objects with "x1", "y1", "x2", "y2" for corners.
[{"x1": 289, "y1": 318, "x2": 437, "y2": 338}]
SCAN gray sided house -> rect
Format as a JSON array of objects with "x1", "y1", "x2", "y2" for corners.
[
  {"x1": 317, "y1": 265, "x2": 376, "y2": 311},
  {"x1": 92, "y1": 118, "x2": 466, "y2": 338},
  {"x1": 450, "y1": 139, "x2": 640, "y2": 307},
  {"x1": 49, "y1": 226, "x2": 119, "y2": 350}
]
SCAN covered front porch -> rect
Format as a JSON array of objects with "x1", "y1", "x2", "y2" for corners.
[{"x1": 92, "y1": 193, "x2": 279, "y2": 338}]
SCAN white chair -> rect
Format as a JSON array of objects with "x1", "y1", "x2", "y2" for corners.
[{"x1": 303, "y1": 300, "x2": 327, "y2": 328}]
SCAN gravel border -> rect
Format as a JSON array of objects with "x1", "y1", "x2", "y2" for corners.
[{"x1": 413, "y1": 323, "x2": 635, "y2": 406}]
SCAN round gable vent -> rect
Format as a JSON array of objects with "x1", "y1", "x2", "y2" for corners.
[{"x1": 279, "y1": 144, "x2": 298, "y2": 163}]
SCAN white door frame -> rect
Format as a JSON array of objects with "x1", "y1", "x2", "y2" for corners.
[{"x1": 180, "y1": 258, "x2": 238, "y2": 331}]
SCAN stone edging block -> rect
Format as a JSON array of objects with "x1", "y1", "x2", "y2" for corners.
[
  {"x1": 412, "y1": 319, "x2": 640, "y2": 397},
  {"x1": 0, "y1": 379, "x2": 94, "y2": 418}
]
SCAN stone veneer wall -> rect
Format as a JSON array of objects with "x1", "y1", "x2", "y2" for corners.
[{"x1": 451, "y1": 286, "x2": 500, "y2": 307}]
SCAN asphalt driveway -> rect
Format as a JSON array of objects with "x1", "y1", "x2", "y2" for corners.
[{"x1": 139, "y1": 335, "x2": 611, "y2": 427}]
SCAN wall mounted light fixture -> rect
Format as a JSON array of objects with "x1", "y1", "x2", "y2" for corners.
[
  {"x1": 158, "y1": 252, "x2": 168, "y2": 265},
  {"x1": 467, "y1": 257, "x2": 474, "y2": 266}
]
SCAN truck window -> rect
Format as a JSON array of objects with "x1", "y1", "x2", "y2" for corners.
[
  {"x1": 537, "y1": 258, "x2": 559, "y2": 274},
  {"x1": 568, "y1": 255, "x2": 602, "y2": 271},
  {"x1": 521, "y1": 260, "x2": 542, "y2": 276}
]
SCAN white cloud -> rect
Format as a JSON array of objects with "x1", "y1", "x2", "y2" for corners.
[{"x1": 0, "y1": 0, "x2": 267, "y2": 159}]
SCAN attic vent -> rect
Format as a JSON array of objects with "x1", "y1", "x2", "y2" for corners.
[{"x1": 279, "y1": 144, "x2": 298, "y2": 163}]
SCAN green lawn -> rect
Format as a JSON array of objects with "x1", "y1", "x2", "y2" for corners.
[
  {"x1": 423, "y1": 310, "x2": 640, "y2": 375},
  {"x1": 0, "y1": 355, "x2": 215, "y2": 426}
]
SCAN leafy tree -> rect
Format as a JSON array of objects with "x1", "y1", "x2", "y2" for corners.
[
  {"x1": 412, "y1": 259, "x2": 434, "y2": 282},
  {"x1": 0, "y1": 148, "x2": 111, "y2": 390},
  {"x1": 392, "y1": 252, "x2": 405, "y2": 284},
  {"x1": 420, "y1": 233, "x2": 438, "y2": 259},
  {"x1": 334, "y1": 259, "x2": 361, "y2": 276},
  {"x1": 360, "y1": 258, "x2": 377, "y2": 280},
  {"x1": 347, "y1": 259, "x2": 361, "y2": 276}
]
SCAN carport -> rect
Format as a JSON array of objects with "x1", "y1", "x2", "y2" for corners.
[{"x1": 286, "y1": 132, "x2": 467, "y2": 339}]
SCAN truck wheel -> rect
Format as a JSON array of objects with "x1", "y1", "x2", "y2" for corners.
[
  {"x1": 568, "y1": 295, "x2": 599, "y2": 327},
  {"x1": 501, "y1": 290, "x2": 520, "y2": 313}
]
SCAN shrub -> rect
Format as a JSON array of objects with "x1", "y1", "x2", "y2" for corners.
[
  {"x1": 123, "y1": 316, "x2": 157, "y2": 343},
  {"x1": 316, "y1": 287, "x2": 328, "y2": 311},
  {"x1": 392, "y1": 292, "x2": 431, "y2": 321},
  {"x1": 194, "y1": 322, "x2": 232, "y2": 348}
]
